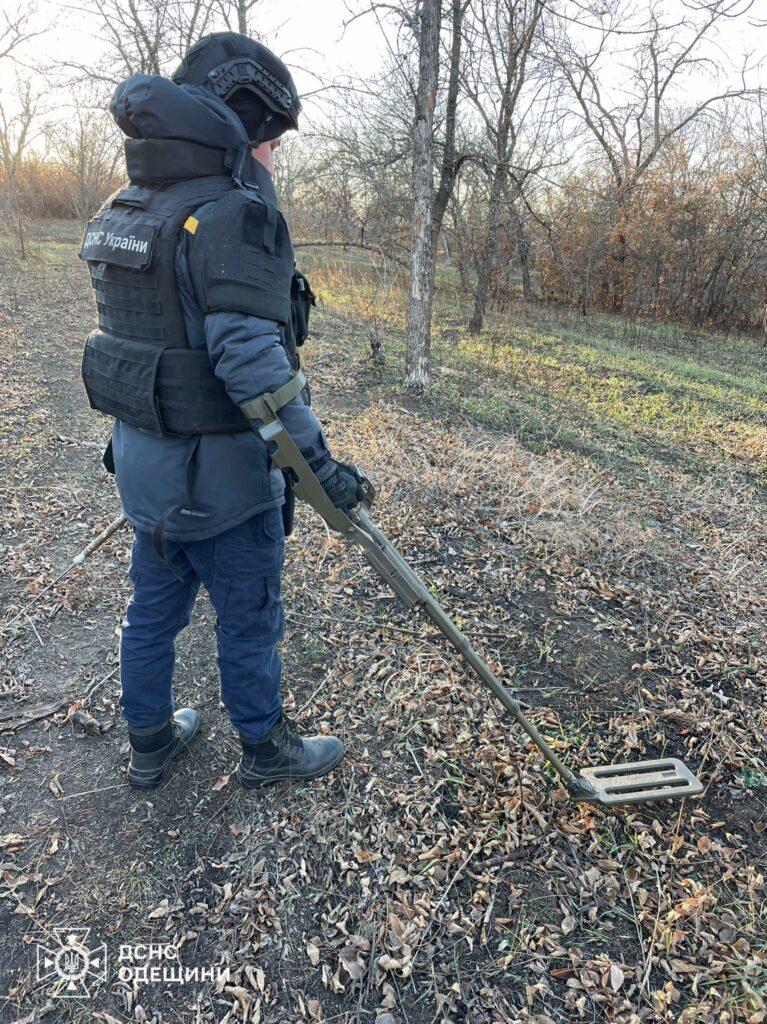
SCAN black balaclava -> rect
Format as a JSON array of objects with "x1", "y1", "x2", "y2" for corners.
[{"x1": 226, "y1": 89, "x2": 281, "y2": 144}]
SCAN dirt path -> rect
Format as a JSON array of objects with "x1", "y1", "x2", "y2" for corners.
[{"x1": 1, "y1": 229, "x2": 765, "y2": 1024}]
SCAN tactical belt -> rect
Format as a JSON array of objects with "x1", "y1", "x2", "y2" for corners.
[{"x1": 239, "y1": 370, "x2": 307, "y2": 421}]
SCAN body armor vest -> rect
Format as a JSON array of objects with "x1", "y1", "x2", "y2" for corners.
[{"x1": 80, "y1": 138, "x2": 300, "y2": 437}]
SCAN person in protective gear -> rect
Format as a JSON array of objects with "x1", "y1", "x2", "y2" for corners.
[{"x1": 80, "y1": 32, "x2": 372, "y2": 789}]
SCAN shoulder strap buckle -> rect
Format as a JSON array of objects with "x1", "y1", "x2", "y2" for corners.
[{"x1": 230, "y1": 142, "x2": 249, "y2": 188}]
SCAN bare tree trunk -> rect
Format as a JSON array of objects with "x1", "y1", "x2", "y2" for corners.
[
  {"x1": 610, "y1": 221, "x2": 627, "y2": 313},
  {"x1": 463, "y1": 0, "x2": 545, "y2": 335},
  {"x1": 511, "y1": 205, "x2": 532, "y2": 301},
  {"x1": 15, "y1": 207, "x2": 25, "y2": 260},
  {"x1": 405, "y1": 0, "x2": 442, "y2": 393},
  {"x1": 432, "y1": 0, "x2": 465, "y2": 241},
  {"x1": 0, "y1": 78, "x2": 39, "y2": 261},
  {"x1": 440, "y1": 226, "x2": 451, "y2": 264},
  {"x1": 370, "y1": 322, "x2": 385, "y2": 364},
  {"x1": 468, "y1": 164, "x2": 504, "y2": 334}
]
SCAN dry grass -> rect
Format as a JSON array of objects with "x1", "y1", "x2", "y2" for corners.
[{"x1": 0, "y1": 230, "x2": 765, "y2": 1024}]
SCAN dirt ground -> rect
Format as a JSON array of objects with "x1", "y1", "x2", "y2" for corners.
[{"x1": 0, "y1": 225, "x2": 765, "y2": 1024}]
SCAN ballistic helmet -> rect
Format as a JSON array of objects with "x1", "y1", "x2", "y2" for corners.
[{"x1": 172, "y1": 32, "x2": 301, "y2": 144}]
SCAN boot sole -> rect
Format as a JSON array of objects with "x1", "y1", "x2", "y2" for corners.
[
  {"x1": 237, "y1": 747, "x2": 345, "y2": 790},
  {"x1": 128, "y1": 718, "x2": 201, "y2": 789}
]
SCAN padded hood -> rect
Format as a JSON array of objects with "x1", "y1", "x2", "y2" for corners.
[{"x1": 110, "y1": 75, "x2": 248, "y2": 150}]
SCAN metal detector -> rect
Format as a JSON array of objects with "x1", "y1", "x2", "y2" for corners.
[{"x1": 249, "y1": 372, "x2": 703, "y2": 808}]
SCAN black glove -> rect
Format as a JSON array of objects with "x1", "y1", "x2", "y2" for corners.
[{"x1": 315, "y1": 458, "x2": 371, "y2": 511}]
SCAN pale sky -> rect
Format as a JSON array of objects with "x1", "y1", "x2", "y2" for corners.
[
  {"x1": 0, "y1": 0, "x2": 764, "y2": 141},
  {"x1": 0, "y1": 0, "x2": 383, "y2": 120}
]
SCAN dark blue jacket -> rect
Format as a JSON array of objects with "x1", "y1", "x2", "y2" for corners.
[{"x1": 106, "y1": 75, "x2": 329, "y2": 541}]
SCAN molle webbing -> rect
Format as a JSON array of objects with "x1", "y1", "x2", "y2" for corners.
[
  {"x1": 157, "y1": 349, "x2": 249, "y2": 434},
  {"x1": 81, "y1": 333, "x2": 250, "y2": 436},
  {"x1": 80, "y1": 175, "x2": 250, "y2": 436},
  {"x1": 79, "y1": 156, "x2": 302, "y2": 438}
]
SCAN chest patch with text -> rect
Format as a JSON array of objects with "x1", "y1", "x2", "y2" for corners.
[{"x1": 80, "y1": 219, "x2": 158, "y2": 270}]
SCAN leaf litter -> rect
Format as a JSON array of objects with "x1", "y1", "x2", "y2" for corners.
[{"x1": 0, "y1": 234, "x2": 765, "y2": 1022}]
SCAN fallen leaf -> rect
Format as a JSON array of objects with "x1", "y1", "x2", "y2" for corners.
[
  {"x1": 148, "y1": 898, "x2": 170, "y2": 919},
  {"x1": 0, "y1": 834, "x2": 26, "y2": 853},
  {"x1": 306, "y1": 937, "x2": 321, "y2": 966}
]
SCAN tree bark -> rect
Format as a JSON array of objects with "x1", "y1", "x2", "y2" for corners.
[
  {"x1": 468, "y1": 163, "x2": 505, "y2": 334},
  {"x1": 432, "y1": 0, "x2": 465, "y2": 241},
  {"x1": 512, "y1": 205, "x2": 532, "y2": 302},
  {"x1": 464, "y1": 0, "x2": 545, "y2": 335},
  {"x1": 405, "y1": 0, "x2": 442, "y2": 393}
]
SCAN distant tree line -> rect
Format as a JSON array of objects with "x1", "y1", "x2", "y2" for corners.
[{"x1": 1, "y1": 0, "x2": 765, "y2": 382}]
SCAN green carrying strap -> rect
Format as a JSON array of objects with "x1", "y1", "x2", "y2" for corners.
[{"x1": 240, "y1": 369, "x2": 308, "y2": 422}]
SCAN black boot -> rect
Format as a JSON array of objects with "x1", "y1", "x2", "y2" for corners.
[
  {"x1": 128, "y1": 708, "x2": 200, "y2": 788},
  {"x1": 237, "y1": 714, "x2": 344, "y2": 789}
]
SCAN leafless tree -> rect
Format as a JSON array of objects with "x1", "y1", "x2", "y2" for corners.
[
  {"x1": 737, "y1": 94, "x2": 767, "y2": 343},
  {"x1": 461, "y1": 0, "x2": 547, "y2": 334},
  {"x1": 405, "y1": 0, "x2": 442, "y2": 391},
  {"x1": 312, "y1": 72, "x2": 413, "y2": 252},
  {"x1": 62, "y1": 0, "x2": 215, "y2": 84},
  {"x1": 549, "y1": 0, "x2": 759, "y2": 311},
  {"x1": 346, "y1": 0, "x2": 470, "y2": 388},
  {"x1": 48, "y1": 105, "x2": 123, "y2": 218},
  {"x1": 0, "y1": 77, "x2": 44, "y2": 258},
  {"x1": 212, "y1": 0, "x2": 266, "y2": 36},
  {"x1": 0, "y1": 5, "x2": 44, "y2": 64},
  {"x1": 433, "y1": 0, "x2": 470, "y2": 239}
]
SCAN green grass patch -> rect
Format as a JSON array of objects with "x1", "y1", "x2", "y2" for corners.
[{"x1": 304, "y1": 252, "x2": 766, "y2": 486}]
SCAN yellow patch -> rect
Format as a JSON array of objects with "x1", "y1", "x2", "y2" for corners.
[{"x1": 184, "y1": 216, "x2": 199, "y2": 235}]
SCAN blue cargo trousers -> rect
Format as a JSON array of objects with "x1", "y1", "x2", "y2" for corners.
[{"x1": 119, "y1": 507, "x2": 285, "y2": 743}]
